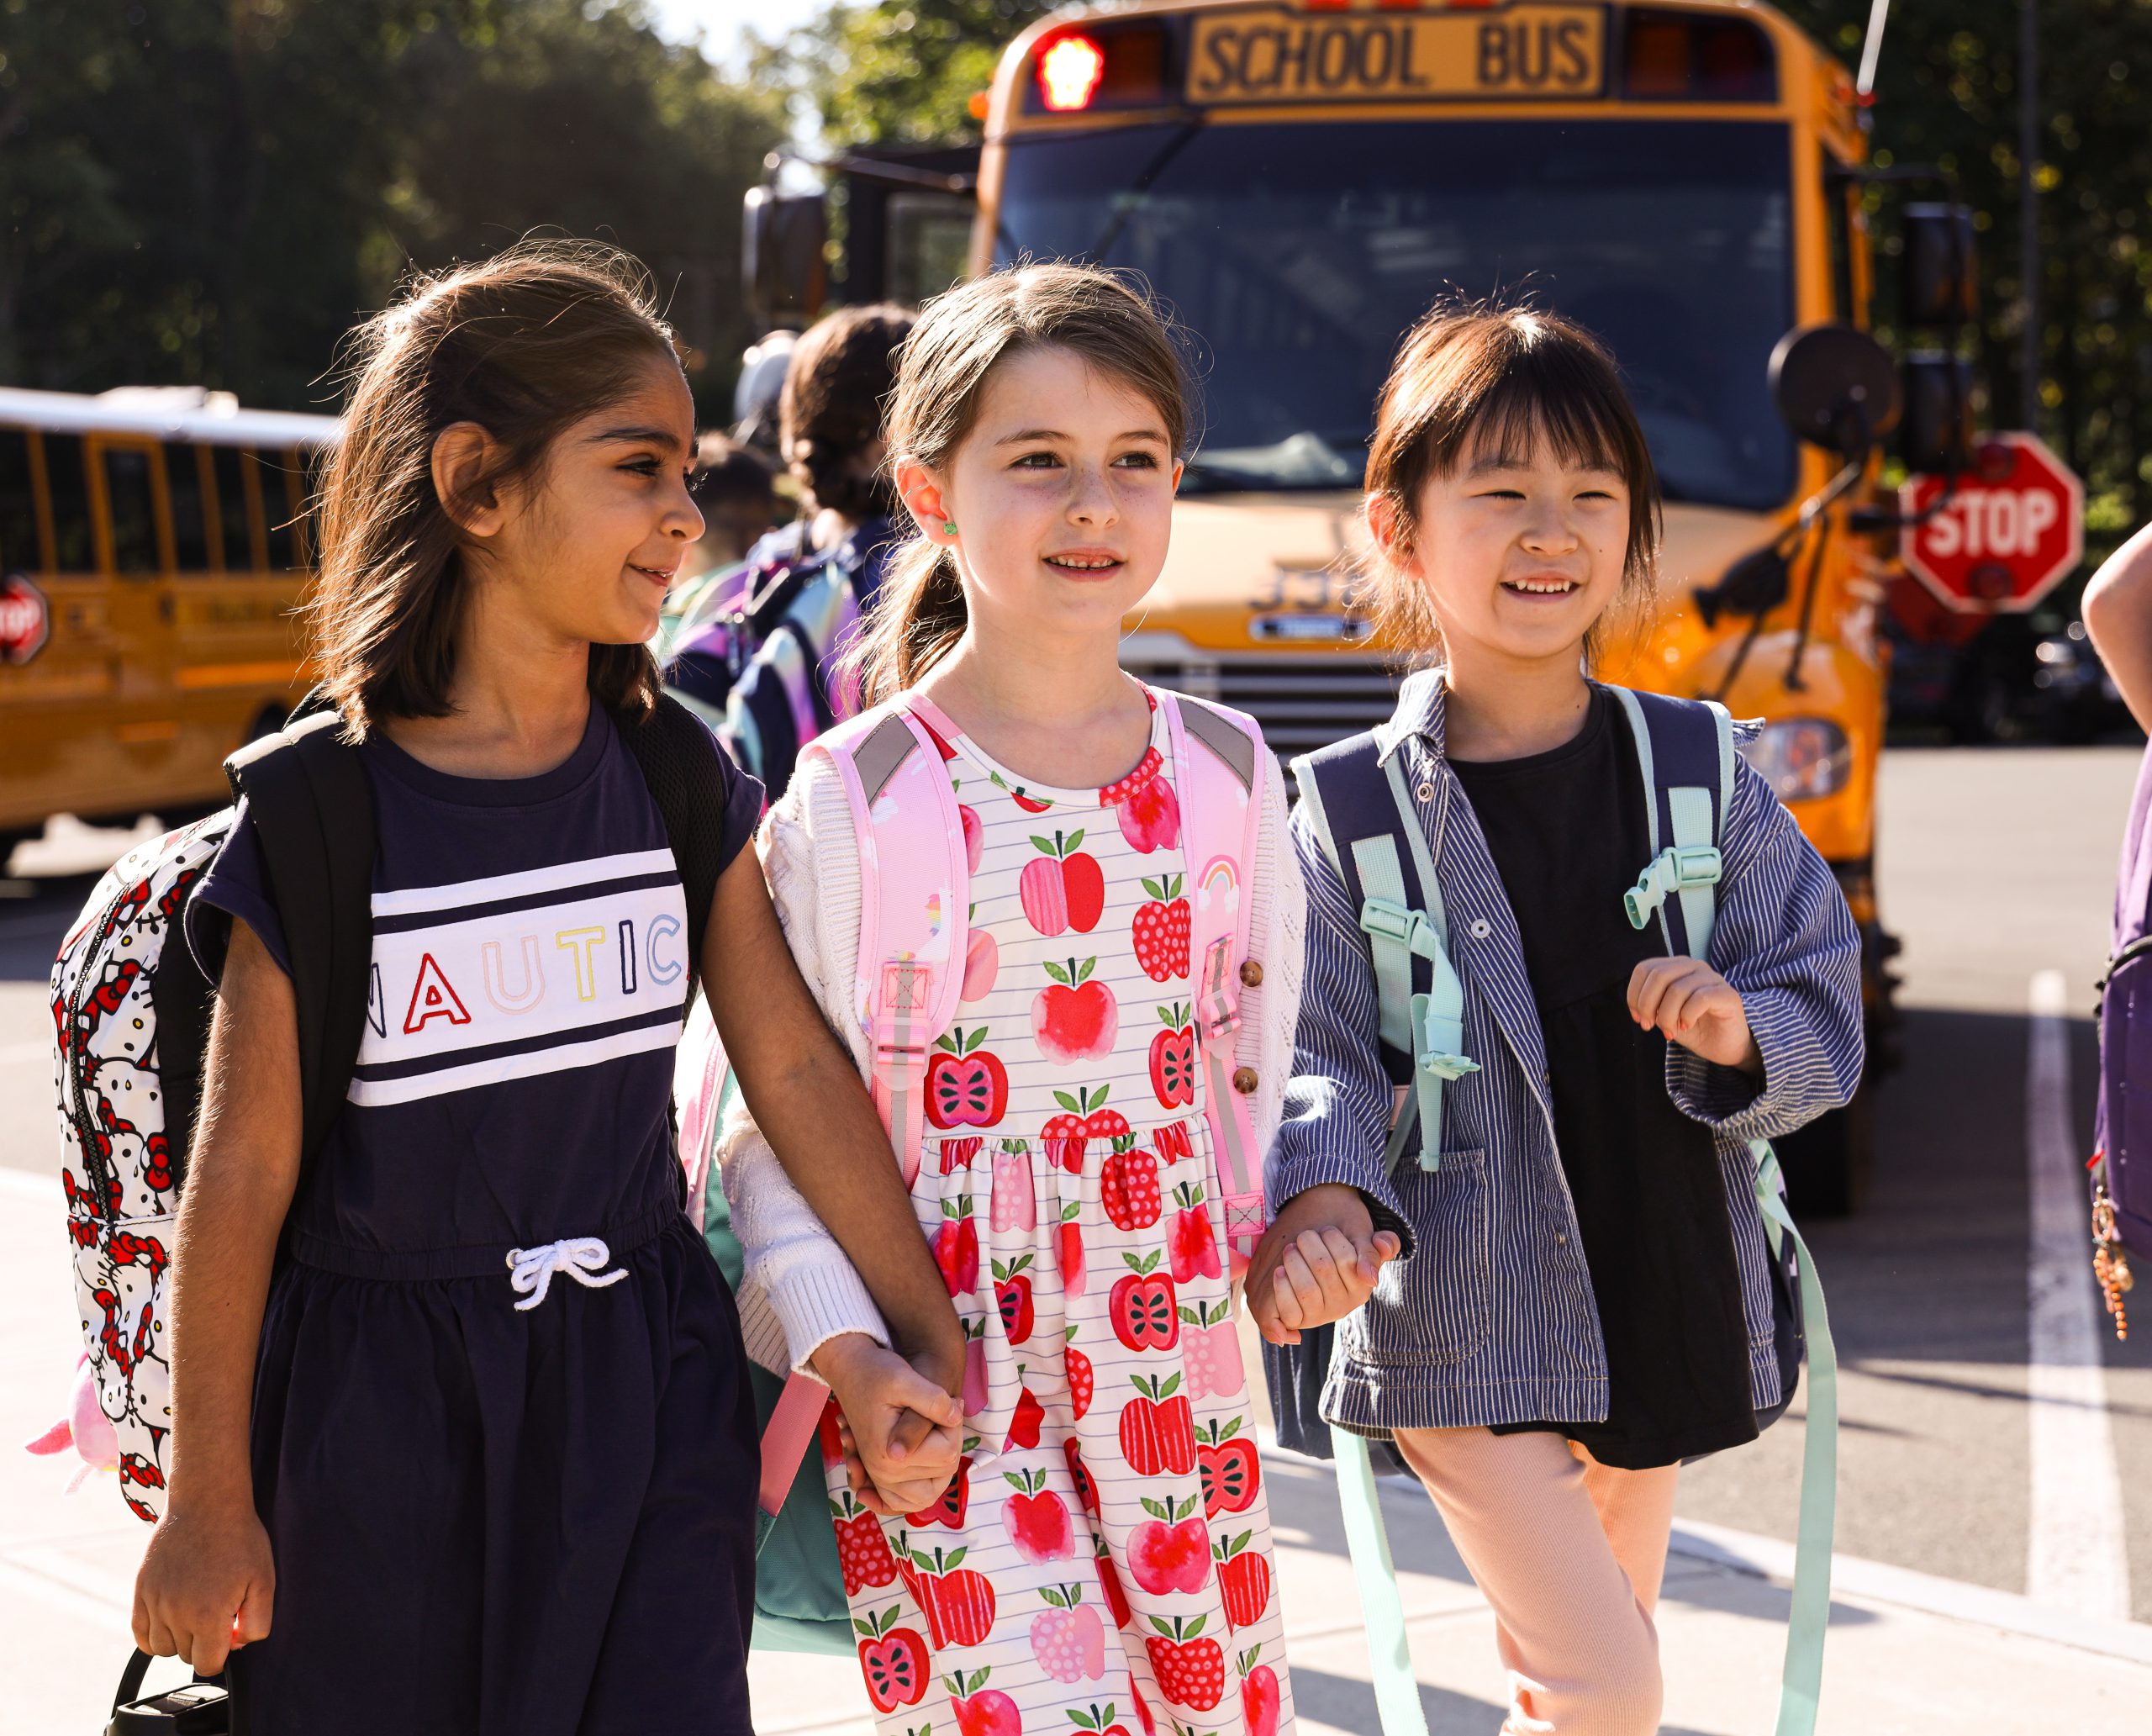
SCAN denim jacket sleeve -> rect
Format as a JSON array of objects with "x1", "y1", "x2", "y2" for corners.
[
  {"x1": 1664, "y1": 751, "x2": 1865, "y2": 1141},
  {"x1": 1266, "y1": 799, "x2": 1419, "y2": 1255}
]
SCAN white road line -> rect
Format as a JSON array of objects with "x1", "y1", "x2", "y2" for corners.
[{"x1": 2023, "y1": 968, "x2": 2130, "y2": 1617}]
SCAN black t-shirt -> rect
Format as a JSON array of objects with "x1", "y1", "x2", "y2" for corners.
[{"x1": 1449, "y1": 688, "x2": 1757, "y2": 1469}]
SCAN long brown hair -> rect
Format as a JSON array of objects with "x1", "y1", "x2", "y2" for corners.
[
  {"x1": 309, "y1": 238, "x2": 685, "y2": 735},
  {"x1": 847, "y1": 264, "x2": 1192, "y2": 704},
  {"x1": 780, "y1": 303, "x2": 915, "y2": 521},
  {"x1": 1361, "y1": 295, "x2": 1661, "y2": 666}
]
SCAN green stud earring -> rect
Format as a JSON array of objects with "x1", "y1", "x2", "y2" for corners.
[{"x1": 942, "y1": 520, "x2": 958, "y2": 536}]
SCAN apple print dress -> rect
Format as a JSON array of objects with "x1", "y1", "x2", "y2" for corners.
[{"x1": 830, "y1": 691, "x2": 1295, "y2": 1736}]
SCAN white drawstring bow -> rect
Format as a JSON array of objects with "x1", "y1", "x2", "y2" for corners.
[{"x1": 505, "y1": 1237, "x2": 627, "y2": 1311}]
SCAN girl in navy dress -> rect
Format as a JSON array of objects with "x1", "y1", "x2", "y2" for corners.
[{"x1": 131, "y1": 242, "x2": 965, "y2": 1733}]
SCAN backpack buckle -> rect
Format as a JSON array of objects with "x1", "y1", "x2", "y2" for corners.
[
  {"x1": 1361, "y1": 896, "x2": 1437, "y2": 957},
  {"x1": 1622, "y1": 844, "x2": 1723, "y2": 930}
]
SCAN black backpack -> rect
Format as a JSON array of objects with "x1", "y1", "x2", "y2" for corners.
[{"x1": 50, "y1": 694, "x2": 730, "y2": 1522}]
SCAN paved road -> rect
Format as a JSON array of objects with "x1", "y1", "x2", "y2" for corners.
[{"x1": 4, "y1": 748, "x2": 2151, "y2": 1727}]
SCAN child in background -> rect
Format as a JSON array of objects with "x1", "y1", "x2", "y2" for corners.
[
  {"x1": 722, "y1": 264, "x2": 1305, "y2": 1736},
  {"x1": 690, "y1": 432, "x2": 778, "y2": 573},
  {"x1": 131, "y1": 242, "x2": 961, "y2": 1734},
  {"x1": 1253, "y1": 299, "x2": 1862, "y2": 1735}
]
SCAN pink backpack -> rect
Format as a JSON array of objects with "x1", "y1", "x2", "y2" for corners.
[{"x1": 675, "y1": 687, "x2": 1271, "y2": 1565}]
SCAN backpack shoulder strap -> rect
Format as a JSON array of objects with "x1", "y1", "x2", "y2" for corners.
[
  {"x1": 1292, "y1": 730, "x2": 1475, "y2": 1174},
  {"x1": 617, "y1": 693, "x2": 733, "y2": 1005},
  {"x1": 1610, "y1": 686, "x2": 1734, "y2": 961},
  {"x1": 809, "y1": 697, "x2": 970, "y2": 1189},
  {"x1": 224, "y1": 710, "x2": 376, "y2": 1165},
  {"x1": 1158, "y1": 691, "x2": 1269, "y2": 1268}
]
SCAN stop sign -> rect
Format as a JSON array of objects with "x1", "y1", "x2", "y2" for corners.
[
  {"x1": 0, "y1": 573, "x2": 47, "y2": 665},
  {"x1": 1899, "y1": 432, "x2": 2086, "y2": 613}
]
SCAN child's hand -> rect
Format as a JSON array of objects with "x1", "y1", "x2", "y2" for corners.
[
  {"x1": 133, "y1": 1496, "x2": 275, "y2": 1675},
  {"x1": 1627, "y1": 957, "x2": 1762, "y2": 1074},
  {"x1": 811, "y1": 1333, "x2": 964, "y2": 1516},
  {"x1": 1245, "y1": 1183, "x2": 1401, "y2": 1347}
]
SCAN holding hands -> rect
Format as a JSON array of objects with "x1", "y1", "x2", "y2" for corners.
[
  {"x1": 811, "y1": 1332, "x2": 965, "y2": 1515},
  {"x1": 1626, "y1": 957, "x2": 1763, "y2": 1074},
  {"x1": 1246, "y1": 1181, "x2": 1402, "y2": 1346}
]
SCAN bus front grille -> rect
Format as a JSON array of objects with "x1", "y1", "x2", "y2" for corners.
[{"x1": 1122, "y1": 652, "x2": 1405, "y2": 758}]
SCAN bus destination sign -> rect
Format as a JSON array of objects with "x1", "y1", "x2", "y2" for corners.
[{"x1": 1187, "y1": 4, "x2": 1606, "y2": 106}]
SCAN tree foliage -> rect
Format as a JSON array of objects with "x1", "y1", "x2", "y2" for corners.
[{"x1": 0, "y1": 1, "x2": 783, "y2": 413}]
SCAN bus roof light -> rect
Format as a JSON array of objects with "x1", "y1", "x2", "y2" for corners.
[
  {"x1": 1038, "y1": 34, "x2": 1107, "y2": 112},
  {"x1": 1622, "y1": 9, "x2": 1777, "y2": 103}
]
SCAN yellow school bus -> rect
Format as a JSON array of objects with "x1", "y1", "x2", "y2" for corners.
[
  {"x1": 968, "y1": 0, "x2": 1914, "y2": 1205},
  {"x1": 0, "y1": 388, "x2": 340, "y2": 851}
]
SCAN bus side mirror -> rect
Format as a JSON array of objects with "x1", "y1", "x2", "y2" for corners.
[
  {"x1": 1899, "y1": 352, "x2": 1975, "y2": 474},
  {"x1": 742, "y1": 187, "x2": 828, "y2": 330},
  {"x1": 1770, "y1": 323, "x2": 1901, "y2": 457},
  {"x1": 1901, "y1": 203, "x2": 1977, "y2": 329}
]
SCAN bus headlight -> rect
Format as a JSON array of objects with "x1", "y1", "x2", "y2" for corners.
[{"x1": 1746, "y1": 717, "x2": 1852, "y2": 803}]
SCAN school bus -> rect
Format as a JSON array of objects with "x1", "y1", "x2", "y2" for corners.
[
  {"x1": 0, "y1": 388, "x2": 340, "y2": 852},
  {"x1": 747, "y1": 0, "x2": 1979, "y2": 1207}
]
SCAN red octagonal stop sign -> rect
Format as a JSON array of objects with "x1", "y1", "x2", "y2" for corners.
[
  {"x1": 0, "y1": 573, "x2": 47, "y2": 665},
  {"x1": 1899, "y1": 432, "x2": 2086, "y2": 613}
]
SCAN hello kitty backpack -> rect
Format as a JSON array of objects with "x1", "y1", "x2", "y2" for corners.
[{"x1": 675, "y1": 686, "x2": 1271, "y2": 1652}]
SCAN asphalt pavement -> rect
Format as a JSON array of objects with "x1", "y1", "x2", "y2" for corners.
[{"x1": 4, "y1": 749, "x2": 2151, "y2": 1732}]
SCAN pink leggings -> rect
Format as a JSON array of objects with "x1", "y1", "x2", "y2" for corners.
[{"x1": 1393, "y1": 1427, "x2": 1678, "y2": 1736}]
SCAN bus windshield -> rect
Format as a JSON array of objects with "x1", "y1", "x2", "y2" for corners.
[{"x1": 994, "y1": 117, "x2": 1796, "y2": 510}]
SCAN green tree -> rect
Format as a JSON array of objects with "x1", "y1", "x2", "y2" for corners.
[
  {"x1": 765, "y1": 0, "x2": 1052, "y2": 146},
  {"x1": 0, "y1": 1, "x2": 783, "y2": 412}
]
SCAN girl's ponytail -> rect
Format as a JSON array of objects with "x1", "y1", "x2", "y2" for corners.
[
  {"x1": 840, "y1": 263, "x2": 1191, "y2": 707},
  {"x1": 852, "y1": 538, "x2": 968, "y2": 704}
]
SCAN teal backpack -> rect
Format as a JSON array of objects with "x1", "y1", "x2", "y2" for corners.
[{"x1": 1270, "y1": 688, "x2": 1839, "y2": 1736}]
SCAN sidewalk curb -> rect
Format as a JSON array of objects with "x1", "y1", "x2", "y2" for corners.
[{"x1": 1670, "y1": 1518, "x2": 2152, "y2": 1667}]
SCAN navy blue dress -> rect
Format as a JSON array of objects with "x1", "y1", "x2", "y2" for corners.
[{"x1": 189, "y1": 704, "x2": 764, "y2": 1735}]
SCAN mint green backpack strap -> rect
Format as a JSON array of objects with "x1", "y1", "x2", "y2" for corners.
[
  {"x1": 1334, "y1": 1427, "x2": 1432, "y2": 1736},
  {"x1": 1611, "y1": 686, "x2": 1728, "y2": 961},
  {"x1": 1754, "y1": 1137, "x2": 1838, "y2": 1736}
]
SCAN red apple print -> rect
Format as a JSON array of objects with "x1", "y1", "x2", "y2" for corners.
[
  {"x1": 907, "y1": 1454, "x2": 973, "y2": 1528},
  {"x1": 1065, "y1": 1325, "x2": 1094, "y2": 1419},
  {"x1": 1149, "y1": 1006, "x2": 1197, "y2": 1110},
  {"x1": 1145, "y1": 1615, "x2": 1225, "y2": 1710},
  {"x1": 1067, "y1": 1700, "x2": 1131, "y2": 1736},
  {"x1": 831, "y1": 1491, "x2": 899, "y2": 1594},
  {"x1": 1006, "y1": 1377, "x2": 1046, "y2": 1451},
  {"x1": 940, "y1": 1136, "x2": 983, "y2": 1176},
  {"x1": 1130, "y1": 1679, "x2": 1158, "y2": 1736},
  {"x1": 947, "y1": 1667, "x2": 1024, "y2": 1736},
  {"x1": 904, "y1": 1543, "x2": 997, "y2": 1649},
  {"x1": 1118, "y1": 1371, "x2": 1197, "y2": 1475},
  {"x1": 1002, "y1": 1467, "x2": 1076, "y2": 1562},
  {"x1": 1021, "y1": 829, "x2": 1105, "y2": 935},
  {"x1": 994, "y1": 1255, "x2": 1036, "y2": 1343},
  {"x1": 933, "y1": 1196, "x2": 979, "y2": 1295},
  {"x1": 1034, "y1": 958, "x2": 1118, "y2": 1063},
  {"x1": 1131, "y1": 875, "x2": 1193, "y2": 982},
  {"x1": 959, "y1": 802, "x2": 984, "y2": 873},
  {"x1": 1101, "y1": 1140, "x2": 1162, "y2": 1231},
  {"x1": 1127, "y1": 1491, "x2": 1210, "y2": 1596},
  {"x1": 1098, "y1": 744, "x2": 1163, "y2": 807},
  {"x1": 1195, "y1": 1418, "x2": 1262, "y2": 1517},
  {"x1": 992, "y1": 768, "x2": 1055, "y2": 814},
  {"x1": 989, "y1": 1138, "x2": 1036, "y2": 1233},
  {"x1": 917, "y1": 714, "x2": 961, "y2": 760},
  {"x1": 962, "y1": 924, "x2": 1000, "y2": 1002},
  {"x1": 1113, "y1": 768, "x2": 1181, "y2": 854},
  {"x1": 1214, "y1": 1532, "x2": 1272, "y2": 1629},
  {"x1": 1065, "y1": 1437, "x2": 1100, "y2": 1517},
  {"x1": 963, "y1": 1320, "x2": 989, "y2": 1415},
  {"x1": 1042, "y1": 1084, "x2": 1110, "y2": 1171},
  {"x1": 1109, "y1": 1251, "x2": 1179, "y2": 1352},
  {"x1": 927, "y1": 1027, "x2": 1008, "y2": 1129},
  {"x1": 1239, "y1": 1650, "x2": 1281, "y2": 1736},
  {"x1": 1057, "y1": 1201, "x2": 1087, "y2": 1295},
  {"x1": 1166, "y1": 1180, "x2": 1221, "y2": 1283},
  {"x1": 818, "y1": 1399, "x2": 847, "y2": 1468},
  {"x1": 1094, "y1": 1537, "x2": 1132, "y2": 1629},
  {"x1": 1031, "y1": 1584, "x2": 1107, "y2": 1683},
  {"x1": 1153, "y1": 1120, "x2": 1194, "y2": 1165},
  {"x1": 856, "y1": 1606, "x2": 931, "y2": 1711}
]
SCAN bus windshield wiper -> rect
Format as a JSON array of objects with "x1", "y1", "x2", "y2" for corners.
[{"x1": 1083, "y1": 119, "x2": 1205, "y2": 263}]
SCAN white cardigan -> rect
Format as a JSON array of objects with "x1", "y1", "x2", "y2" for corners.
[{"x1": 718, "y1": 710, "x2": 1307, "y2": 1378}]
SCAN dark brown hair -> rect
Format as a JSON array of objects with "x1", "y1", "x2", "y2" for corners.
[
  {"x1": 779, "y1": 303, "x2": 915, "y2": 522},
  {"x1": 1362, "y1": 295, "x2": 1660, "y2": 664},
  {"x1": 309, "y1": 238, "x2": 685, "y2": 734},
  {"x1": 847, "y1": 264, "x2": 1191, "y2": 704},
  {"x1": 691, "y1": 432, "x2": 775, "y2": 508}
]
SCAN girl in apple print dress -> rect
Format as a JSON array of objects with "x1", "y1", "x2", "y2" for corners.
[{"x1": 720, "y1": 264, "x2": 1307, "y2": 1736}]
